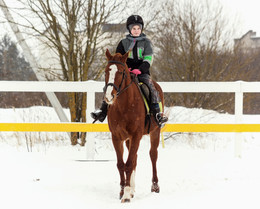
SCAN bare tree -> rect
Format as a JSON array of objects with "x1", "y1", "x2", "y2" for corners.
[
  {"x1": 152, "y1": 0, "x2": 255, "y2": 113},
  {"x1": 0, "y1": 0, "x2": 126, "y2": 145},
  {"x1": 0, "y1": 0, "x2": 160, "y2": 145}
]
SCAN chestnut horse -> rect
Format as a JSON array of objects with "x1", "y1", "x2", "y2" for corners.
[{"x1": 104, "y1": 49, "x2": 164, "y2": 203}]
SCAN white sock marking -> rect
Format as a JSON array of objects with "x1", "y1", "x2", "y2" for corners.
[
  {"x1": 130, "y1": 170, "x2": 135, "y2": 194},
  {"x1": 122, "y1": 186, "x2": 131, "y2": 201}
]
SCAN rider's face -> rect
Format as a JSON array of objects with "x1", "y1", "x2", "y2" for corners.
[{"x1": 130, "y1": 25, "x2": 141, "y2": 37}]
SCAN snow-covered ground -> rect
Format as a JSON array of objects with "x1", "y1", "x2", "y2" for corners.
[{"x1": 1, "y1": 106, "x2": 260, "y2": 209}]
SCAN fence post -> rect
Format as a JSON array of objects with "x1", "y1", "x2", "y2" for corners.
[
  {"x1": 234, "y1": 81, "x2": 243, "y2": 158},
  {"x1": 86, "y1": 91, "x2": 96, "y2": 159}
]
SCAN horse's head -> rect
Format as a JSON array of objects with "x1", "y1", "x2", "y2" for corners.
[{"x1": 104, "y1": 49, "x2": 129, "y2": 105}]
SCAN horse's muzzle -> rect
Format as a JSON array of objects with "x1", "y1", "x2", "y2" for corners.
[
  {"x1": 104, "y1": 83, "x2": 119, "y2": 104},
  {"x1": 104, "y1": 94, "x2": 115, "y2": 105}
]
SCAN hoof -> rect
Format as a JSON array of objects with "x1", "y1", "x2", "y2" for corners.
[
  {"x1": 151, "y1": 182, "x2": 160, "y2": 193},
  {"x1": 121, "y1": 198, "x2": 130, "y2": 203}
]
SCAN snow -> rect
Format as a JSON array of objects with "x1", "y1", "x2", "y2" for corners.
[{"x1": 1, "y1": 106, "x2": 260, "y2": 209}]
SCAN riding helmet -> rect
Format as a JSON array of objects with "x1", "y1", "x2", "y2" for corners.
[{"x1": 126, "y1": 15, "x2": 144, "y2": 32}]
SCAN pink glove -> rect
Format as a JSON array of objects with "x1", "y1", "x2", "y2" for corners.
[{"x1": 130, "y1": 69, "x2": 141, "y2": 76}]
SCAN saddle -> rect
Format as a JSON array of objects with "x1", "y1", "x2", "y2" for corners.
[
  {"x1": 132, "y1": 75, "x2": 151, "y2": 113},
  {"x1": 132, "y1": 75, "x2": 153, "y2": 133}
]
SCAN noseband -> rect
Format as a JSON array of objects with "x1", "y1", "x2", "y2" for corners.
[{"x1": 104, "y1": 60, "x2": 133, "y2": 97}]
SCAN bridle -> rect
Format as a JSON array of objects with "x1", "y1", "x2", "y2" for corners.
[{"x1": 104, "y1": 60, "x2": 133, "y2": 97}]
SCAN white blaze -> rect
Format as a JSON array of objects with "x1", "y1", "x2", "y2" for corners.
[{"x1": 105, "y1": 64, "x2": 118, "y2": 104}]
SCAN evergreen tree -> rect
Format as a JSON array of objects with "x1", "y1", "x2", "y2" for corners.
[
  {"x1": 0, "y1": 34, "x2": 56, "y2": 108},
  {"x1": 0, "y1": 34, "x2": 36, "y2": 81}
]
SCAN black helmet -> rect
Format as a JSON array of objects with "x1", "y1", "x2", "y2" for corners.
[{"x1": 126, "y1": 15, "x2": 144, "y2": 31}]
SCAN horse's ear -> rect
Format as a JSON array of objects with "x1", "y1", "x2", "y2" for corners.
[
  {"x1": 122, "y1": 51, "x2": 129, "y2": 62},
  {"x1": 106, "y1": 49, "x2": 113, "y2": 60}
]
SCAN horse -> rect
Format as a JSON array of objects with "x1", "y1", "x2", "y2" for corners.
[{"x1": 104, "y1": 49, "x2": 165, "y2": 203}]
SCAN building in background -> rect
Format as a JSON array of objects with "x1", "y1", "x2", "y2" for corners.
[{"x1": 234, "y1": 30, "x2": 260, "y2": 53}]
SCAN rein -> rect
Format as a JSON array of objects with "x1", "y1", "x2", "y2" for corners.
[{"x1": 105, "y1": 60, "x2": 133, "y2": 97}]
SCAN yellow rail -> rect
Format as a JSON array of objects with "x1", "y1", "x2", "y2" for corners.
[
  {"x1": 0, "y1": 123, "x2": 109, "y2": 132},
  {"x1": 1, "y1": 123, "x2": 260, "y2": 132},
  {"x1": 162, "y1": 124, "x2": 260, "y2": 132}
]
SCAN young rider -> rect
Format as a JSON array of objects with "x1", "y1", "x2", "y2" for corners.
[{"x1": 91, "y1": 15, "x2": 168, "y2": 127}]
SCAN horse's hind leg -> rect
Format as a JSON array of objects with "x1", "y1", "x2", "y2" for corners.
[
  {"x1": 112, "y1": 136, "x2": 125, "y2": 199},
  {"x1": 150, "y1": 129, "x2": 160, "y2": 193}
]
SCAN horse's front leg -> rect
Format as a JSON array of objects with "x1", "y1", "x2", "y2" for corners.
[
  {"x1": 150, "y1": 129, "x2": 160, "y2": 193},
  {"x1": 121, "y1": 138, "x2": 140, "y2": 203},
  {"x1": 111, "y1": 136, "x2": 125, "y2": 199},
  {"x1": 125, "y1": 140, "x2": 137, "y2": 198}
]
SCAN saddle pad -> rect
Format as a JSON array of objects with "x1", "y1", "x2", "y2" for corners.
[{"x1": 139, "y1": 82, "x2": 150, "y2": 113}]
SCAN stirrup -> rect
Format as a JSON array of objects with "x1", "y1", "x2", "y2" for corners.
[{"x1": 155, "y1": 113, "x2": 168, "y2": 128}]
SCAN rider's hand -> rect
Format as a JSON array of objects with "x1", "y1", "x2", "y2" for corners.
[{"x1": 130, "y1": 69, "x2": 141, "y2": 76}]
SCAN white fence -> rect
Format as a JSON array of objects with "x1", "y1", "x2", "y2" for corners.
[
  {"x1": 0, "y1": 80, "x2": 255, "y2": 123},
  {"x1": 0, "y1": 80, "x2": 259, "y2": 157}
]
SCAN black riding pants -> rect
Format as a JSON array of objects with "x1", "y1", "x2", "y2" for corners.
[{"x1": 137, "y1": 74, "x2": 160, "y2": 104}]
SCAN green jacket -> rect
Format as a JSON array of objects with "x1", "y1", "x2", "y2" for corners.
[{"x1": 116, "y1": 33, "x2": 153, "y2": 75}]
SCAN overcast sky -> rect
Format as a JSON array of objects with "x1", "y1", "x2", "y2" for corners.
[
  {"x1": 1, "y1": 0, "x2": 260, "y2": 40},
  {"x1": 218, "y1": 0, "x2": 260, "y2": 38}
]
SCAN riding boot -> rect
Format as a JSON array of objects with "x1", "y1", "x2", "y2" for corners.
[
  {"x1": 151, "y1": 103, "x2": 168, "y2": 127},
  {"x1": 91, "y1": 101, "x2": 108, "y2": 123}
]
